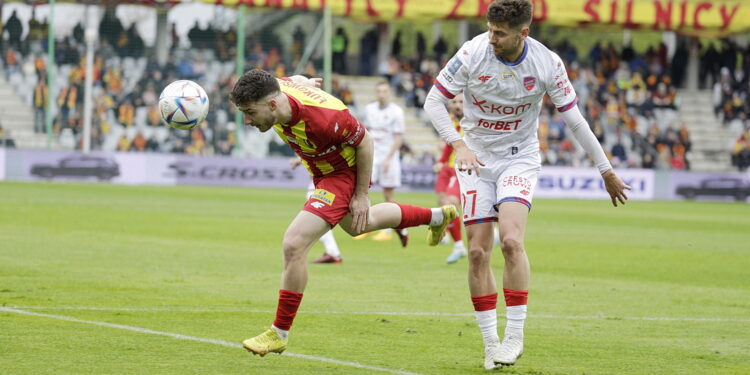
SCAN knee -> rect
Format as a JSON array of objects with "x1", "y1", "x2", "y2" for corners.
[
  {"x1": 467, "y1": 247, "x2": 490, "y2": 269},
  {"x1": 281, "y1": 235, "x2": 306, "y2": 263},
  {"x1": 500, "y1": 236, "x2": 524, "y2": 259}
]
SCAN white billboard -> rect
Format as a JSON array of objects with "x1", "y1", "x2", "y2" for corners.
[{"x1": 536, "y1": 167, "x2": 655, "y2": 200}]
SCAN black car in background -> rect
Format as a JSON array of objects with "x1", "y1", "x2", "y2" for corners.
[
  {"x1": 31, "y1": 155, "x2": 120, "y2": 180},
  {"x1": 676, "y1": 178, "x2": 750, "y2": 201}
]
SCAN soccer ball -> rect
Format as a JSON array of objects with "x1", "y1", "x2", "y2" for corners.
[{"x1": 158, "y1": 80, "x2": 209, "y2": 130}]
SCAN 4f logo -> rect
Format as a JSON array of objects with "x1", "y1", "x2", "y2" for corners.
[
  {"x1": 310, "y1": 202, "x2": 325, "y2": 209},
  {"x1": 478, "y1": 75, "x2": 492, "y2": 83}
]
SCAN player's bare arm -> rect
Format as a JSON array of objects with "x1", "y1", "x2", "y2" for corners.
[
  {"x1": 451, "y1": 139, "x2": 485, "y2": 176},
  {"x1": 351, "y1": 132, "x2": 374, "y2": 233},
  {"x1": 602, "y1": 169, "x2": 632, "y2": 207}
]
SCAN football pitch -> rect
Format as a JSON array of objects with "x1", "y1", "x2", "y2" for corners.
[{"x1": 1, "y1": 181, "x2": 748, "y2": 375}]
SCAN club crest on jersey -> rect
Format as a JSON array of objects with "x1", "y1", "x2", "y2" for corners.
[{"x1": 523, "y1": 76, "x2": 536, "y2": 91}]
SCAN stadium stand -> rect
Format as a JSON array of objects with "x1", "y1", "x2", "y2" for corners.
[{"x1": 1, "y1": 4, "x2": 747, "y2": 172}]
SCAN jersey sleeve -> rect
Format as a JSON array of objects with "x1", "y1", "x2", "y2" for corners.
[
  {"x1": 544, "y1": 52, "x2": 578, "y2": 113},
  {"x1": 331, "y1": 109, "x2": 366, "y2": 147},
  {"x1": 434, "y1": 41, "x2": 472, "y2": 99}
]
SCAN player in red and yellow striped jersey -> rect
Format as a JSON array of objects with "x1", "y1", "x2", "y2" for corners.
[{"x1": 230, "y1": 69, "x2": 458, "y2": 356}]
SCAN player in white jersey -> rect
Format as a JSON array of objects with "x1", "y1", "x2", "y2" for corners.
[
  {"x1": 424, "y1": 0, "x2": 631, "y2": 369},
  {"x1": 358, "y1": 81, "x2": 409, "y2": 246}
]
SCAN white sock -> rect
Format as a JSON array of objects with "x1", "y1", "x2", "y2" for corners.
[
  {"x1": 504, "y1": 305, "x2": 527, "y2": 337},
  {"x1": 271, "y1": 325, "x2": 289, "y2": 340},
  {"x1": 319, "y1": 230, "x2": 341, "y2": 258},
  {"x1": 452, "y1": 241, "x2": 466, "y2": 253},
  {"x1": 429, "y1": 208, "x2": 444, "y2": 226},
  {"x1": 475, "y1": 309, "x2": 499, "y2": 346}
]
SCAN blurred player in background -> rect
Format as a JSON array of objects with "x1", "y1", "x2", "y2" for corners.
[
  {"x1": 232, "y1": 69, "x2": 457, "y2": 357},
  {"x1": 434, "y1": 93, "x2": 467, "y2": 263},
  {"x1": 425, "y1": 0, "x2": 631, "y2": 369},
  {"x1": 290, "y1": 157, "x2": 343, "y2": 264},
  {"x1": 355, "y1": 81, "x2": 409, "y2": 246}
]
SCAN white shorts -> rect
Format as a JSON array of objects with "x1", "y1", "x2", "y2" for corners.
[
  {"x1": 372, "y1": 154, "x2": 401, "y2": 188},
  {"x1": 457, "y1": 150, "x2": 540, "y2": 225}
]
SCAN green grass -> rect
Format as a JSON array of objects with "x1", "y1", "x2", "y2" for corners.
[{"x1": 1, "y1": 182, "x2": 749, "y2": 375}]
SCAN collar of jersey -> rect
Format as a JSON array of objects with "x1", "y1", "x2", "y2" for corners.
[{"x1": 495, "y1": 40, "x2": 528, "y2": 66}]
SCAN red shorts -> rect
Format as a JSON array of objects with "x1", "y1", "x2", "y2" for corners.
[
  {"x1": 303, "y1": 167, "x2": 357, "y2": 226},
  {"x1": 435, "y1": 165, "x2": 460, "y2": 198}
]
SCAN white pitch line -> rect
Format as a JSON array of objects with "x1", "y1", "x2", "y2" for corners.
[
  {"x1": 8, "y1": 306, "x2": 750, "y2": 323},
  {"x1": 0, "y1": 307, "x2": 422, "y2": 375}
]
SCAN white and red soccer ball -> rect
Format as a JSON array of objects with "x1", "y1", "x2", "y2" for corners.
[{"x1": 158, "y1": 80, "x2": 209, "y2": 130}]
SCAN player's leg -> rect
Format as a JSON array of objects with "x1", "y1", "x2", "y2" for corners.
[
  {"x1": 493, "y1": 157, "x2": 540, "y2": 366},
  {"x1": 443, "y1": 172, "x2": 466, "y2": 263},
  {"x1": 387, "y1": 157, "x2": 409, "y2": 247},
  {"x1": 371, "y1": 186, "x2": 395, "y2": 241},
  {"x1": 306, "y1": 181, "x2": 343, "y2": 263},
  {"x1": 243, "y1": 211, "x2": 331, "y2": 356},
  {"x1": 338, "y1": 201, "x2": 456, "y2": 246},
  {"x1": 495, "y1": 202, "x2": 529, "y2": 366},
  {"x1": 312, "y1": 229, "x2": 342, "y2": 263},
  {"x1": 457, "y1": 164, "x2": 503, "y2": 370}
]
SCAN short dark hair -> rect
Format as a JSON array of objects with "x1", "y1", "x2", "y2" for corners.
[
  {"x1": 229, "y1": 69, "x2": 280, "y2": 106},
  {"x1": 487, "y1": 0, "x2": 532, "y2": 29}
]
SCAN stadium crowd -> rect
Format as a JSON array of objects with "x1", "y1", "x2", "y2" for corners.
[{"x1": 3, "y1": 8, "x2": 749, "y2": 171}]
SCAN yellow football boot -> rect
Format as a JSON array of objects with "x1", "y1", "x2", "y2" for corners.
[
  {"x1": 242, "y1": 328, "x2": 287, "y2": 356},
  {"x1": 427, "y1": 205, "x2": 458, "y2": 246}
]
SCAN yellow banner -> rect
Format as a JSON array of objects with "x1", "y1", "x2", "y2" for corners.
[{"x1": 198, "y1": 0, "x2": 749, "y2": 36}]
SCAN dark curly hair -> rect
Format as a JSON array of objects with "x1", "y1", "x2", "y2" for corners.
[
  {"x1": 229, "y1": 69, "x2": 280, "y2": 107},
  {"x1": 487, "y1": 0, "x2": 532, "y2": 29}
]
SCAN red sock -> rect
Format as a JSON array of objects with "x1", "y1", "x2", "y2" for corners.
[
  {"x1": 503, "y1": 288, "x2": 528, "y2": 306},
  {"x1": 272, "y1": 289, "x2": 303, "y2": 330},
  {"x1": 448, "y1": 217, "x2": 462, "y2": 241},
  {"x1": 471, "y1": 293, "x2": 498, "y2": 312},
  {"x1": 395, "y1": 203, "x2": 432, "y2": 230}
]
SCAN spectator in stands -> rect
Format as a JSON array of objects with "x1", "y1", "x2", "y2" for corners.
[
  {"x1": 291, "y1": 25, "x2": 305, "y2": 63},
  {"x1": 117, "y1": 134, "x2": 130, "y2": 151},
  {"x1": 731, "y1": 127, "x2": 750, "y2": 171},
  {"x1": 57, "y1": 83, "x2": 78, "y2": 131},
  {"x1": 33, "y1": 75, "x2": 48, "y2": 133},
  {"x1": 700, "y1": 43, "x2": 720, "y2": 89},
  {"x1": 416, "y1": 32, "x2": 427, "y2": 63},
  {"x1": 4, "y1": 10, "x2": 23, "y2": 51},
  {"x1": 359, "y1": 28, "x2": 378, "y2": 75},
  {"x1": 433, "y1": 35, "x2": 448, "y2": 63},
  {"x1": 131, "y1": 132, "x2": 147, "y2": 152},
  {"x1": 331, "y1": 27, "x2": 348, "y2": 74},
  {"x1": 391, "y1": 30, "x2": 402, "y2": 58}
]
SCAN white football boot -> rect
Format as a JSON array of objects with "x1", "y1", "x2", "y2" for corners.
[
  {"x1": 495, "y1": 334, "x2": 524, "y2": 366},
  {"x1": 484, "y1": 341, "x2": 502, "y2": 370}
]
